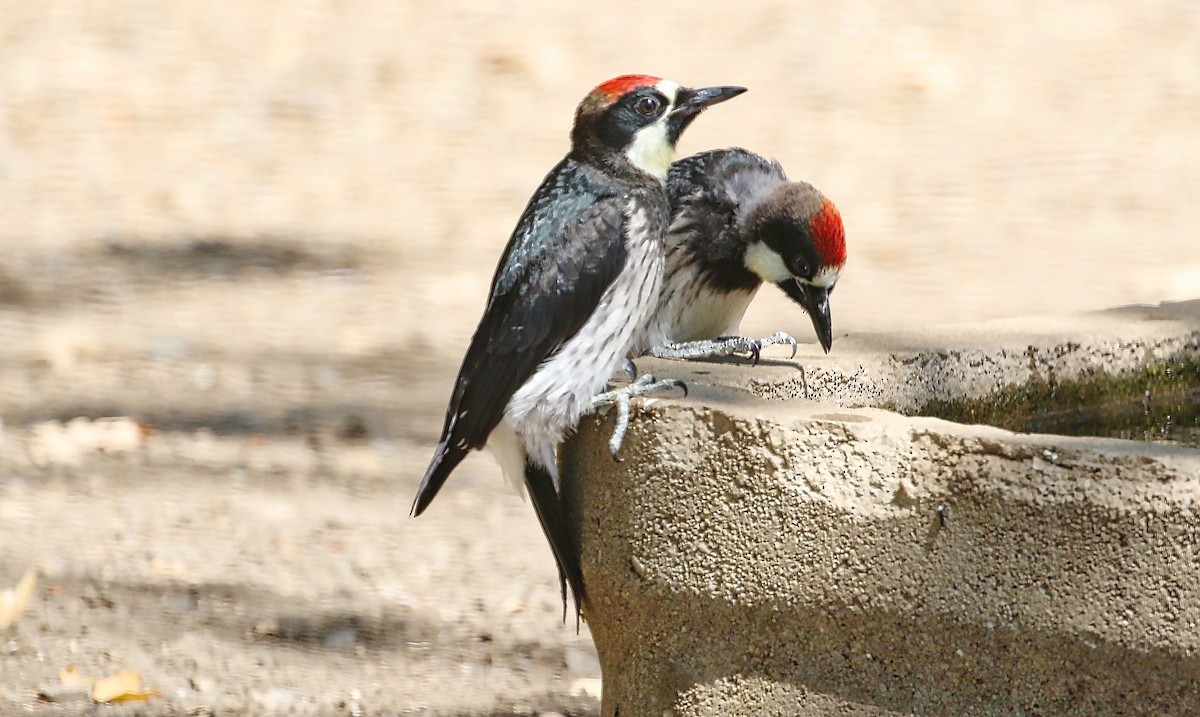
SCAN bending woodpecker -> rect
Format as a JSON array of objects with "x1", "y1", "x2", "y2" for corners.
[{"x1": 646, "y1": 147, "x2": 847, "y2": 362}]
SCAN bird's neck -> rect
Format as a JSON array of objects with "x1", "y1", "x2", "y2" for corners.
[
  {"x1": 686, "y1": 231, "x2": 761, "y2": 294},
  {"x1": 570, "y1": 144, "x2": 668, "y2": 186}
]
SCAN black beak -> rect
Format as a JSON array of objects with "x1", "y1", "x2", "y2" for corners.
[
  {"x1": 672, "y1": 85, "x2": 748, "y2": 115},
  {"x1": 778, "y1": 280, "x2": 833, "y2": 354},
  {"x1": 667, "y1": 85, "x2": 747, "y2": 142}
]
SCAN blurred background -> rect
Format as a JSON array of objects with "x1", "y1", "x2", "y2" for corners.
[{"x1": 1, "y1": 1, "x2": 1198, "y2": 714}]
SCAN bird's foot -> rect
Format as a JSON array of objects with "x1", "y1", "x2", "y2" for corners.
[
  {"x1": 647, "y1": 331, "x2": 798, "y2": 365},
  {"x1": 591, "y1": 373, "x2": 688, "y2": 460}
]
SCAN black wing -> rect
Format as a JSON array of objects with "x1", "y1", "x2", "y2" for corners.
[
  {"x1": 665, "y1": 148, "x2": 789, "y2": 293},
  {"x1": 668, "y1": 147, "x2": 786, "y2": 215},
  {"x1": 411, "y1": 193, "x2": 630, "y2": 516}
]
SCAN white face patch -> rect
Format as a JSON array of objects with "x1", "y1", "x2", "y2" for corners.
[
  {"x1": 808, "y1": 264, "x2": 842, "y2": 288},
  {"x1": 624, "y1": 79, "x2": 681, "y2": 181},
  {"x1": 743, "y1": 243, "x2": 793, "y2": 283},
  {"x1": 625, "y1": 123, "x2": 673, "y2": 180},
  {"x1": 654, "y1": 79, "x2": 681, "y2": 100}
]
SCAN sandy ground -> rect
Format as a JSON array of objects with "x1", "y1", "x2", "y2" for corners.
[
  {"x1": 0, "y1": 250, "x2": 603, "y2": 715},
  {"x1": 1, "y1": 1, "x2": 1199, "y2": 714}
]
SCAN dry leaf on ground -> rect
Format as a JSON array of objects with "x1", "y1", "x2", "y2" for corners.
[
  {"x1": 56, "y1": 666, "x2": 159, "y2": 703},
  {"x1": 0, "y1": 569, "x2": 37, "y2": 630},
  {"x1": 91, "y1": 669, "x2": 159, "y2": 703}
]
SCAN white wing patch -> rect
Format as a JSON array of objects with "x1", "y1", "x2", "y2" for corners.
[{"x1": 486, "y1": 421, "x2": 527, "y2": 498}]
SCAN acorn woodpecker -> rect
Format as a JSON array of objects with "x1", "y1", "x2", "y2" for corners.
[
  {"x1": 645, "y1": 147, "x2": 846, "y2": 361},
  {"x1": 411, "y1": 76, "x2": 746, "y2": 618}
]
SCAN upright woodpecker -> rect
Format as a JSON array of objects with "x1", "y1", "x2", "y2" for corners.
[
  {"x1": 411, "y1": 77, "x2": 746, "y2": 617},
  {"x1": 644, "y1": 147, "x2": 846, "y2": 361}
]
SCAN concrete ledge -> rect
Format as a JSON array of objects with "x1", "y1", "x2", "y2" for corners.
[
  {"x1": 728, "y1": 299, "x2": 1200, "y2": 411},
  {"x1": 562, "y1": 300, "x2": 1200, "y2": 716}
]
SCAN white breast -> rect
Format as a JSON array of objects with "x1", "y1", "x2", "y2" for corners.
[
  {"x1": 642, "y1": 239, "x2": 759, "y2": 347},
  {"x1": 503, "y1": 205, "x2": 665, "y2": 453},
  {"x1": 663, "y1": 281, "x2": 757, "y2": 343}
]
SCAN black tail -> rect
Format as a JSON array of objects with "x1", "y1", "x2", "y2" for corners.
[
  {"x1": 524, "y1": 457, "x2": 586, "y2": 624},
  {"x1": 411, "y1": 441, "x2": 470, "y2": 517}
]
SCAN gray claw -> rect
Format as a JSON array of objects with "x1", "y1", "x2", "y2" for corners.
[
  {"x1": 621, "y1": 358, "x2": 638, "y2": 382},
  {"x1": 759, "y1": 331, "x2": 798, "y2": 362},
  {"x1": 671, "y1": 378, "x2": 688, "y2": 398}
]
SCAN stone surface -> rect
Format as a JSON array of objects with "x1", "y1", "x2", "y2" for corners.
[
  {"x1": 718, "y1": 298, "x2": 1200, "y2": 411},
  {"x1": 563, "y1": 300, "x2": 1200, "y2": 716}
]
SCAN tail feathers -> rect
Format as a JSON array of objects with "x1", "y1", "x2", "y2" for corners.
[
  {"x1": 411, "y1": 440, "x2": 470, "y2": 517},
  {"x1": 524, "y1": 457, "x2": 585, "y2": 625}
]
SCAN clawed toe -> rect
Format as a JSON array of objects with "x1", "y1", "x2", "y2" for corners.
[
  {"x1": 620, "y1": 358, "x2": 639, "y2": 382},
  {"x1": 666, "y1": 378, "x2": 688, "y2": 398},
  {"x1": 592, "y1": 373, "x2": 689, "y2": 459},
  {"x1": 758, "y1": 331, "x2": 798, "y2": 359},
  {"x1": 747, "y1": 340, "x2": 763, "y2": 366},
  {"x1": 648, "y1": 332, "x2": 800, "y2": 364}
]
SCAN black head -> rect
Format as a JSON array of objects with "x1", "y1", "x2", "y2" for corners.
[
  {"x1": 571, "y1": 75, "x2": 746, "y2": 180},
  {"x1": 742, "y1": 182, "x2": 847, "y2": 352}
]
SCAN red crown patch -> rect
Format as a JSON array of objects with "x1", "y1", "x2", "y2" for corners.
[
  {"x1": 592, "y1": 74, "x2": 662, "y2": 100},
  {"x1": 812, "y1": 199, "x2": 847, "y2": 268}
]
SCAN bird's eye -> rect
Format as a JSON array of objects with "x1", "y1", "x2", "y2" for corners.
[
  {"x1": 793, "y1": 261, "x2": 811, "y2": 278},
  {"x1": 634, "y1": 96, "x2": 661, "y2": 117}
]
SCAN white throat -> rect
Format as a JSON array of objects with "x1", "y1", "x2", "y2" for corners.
[
  {"x1": 624, "y1": 79, "x2": 681, "y2": 181},
  {"x1": 743, "y1": 243, "x2": 793, "y2": 283}
]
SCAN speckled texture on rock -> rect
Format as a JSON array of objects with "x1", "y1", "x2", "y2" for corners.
[
  {"x1": 716, "y1": 299, "x2": 1200, "y2": 412},
  {"x1": 561, "y1": 301, "x2": 1200, "y2": 716}
]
